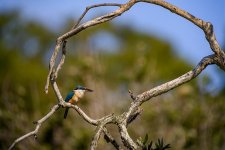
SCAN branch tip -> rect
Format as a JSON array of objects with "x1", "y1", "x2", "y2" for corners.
[
  {"x1": 34, "y1": 134, "x2": 38, "y2": 140},
  {"x1": 128, "y1": 90, "x2": 136, "y2": 100},
  {"x1": 33, "y1": 121, "x2": 38, "y2": 124}
]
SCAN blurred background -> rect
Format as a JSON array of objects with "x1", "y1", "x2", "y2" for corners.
[{"x1": 0, "y1": 0, "x2": 225, "y2": 149}]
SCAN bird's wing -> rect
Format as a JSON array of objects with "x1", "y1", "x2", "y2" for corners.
[{"x1": 65, "y1": 91, "x2": 74, "y2": 102}]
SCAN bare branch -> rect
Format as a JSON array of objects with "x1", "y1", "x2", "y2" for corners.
[
  {"x1": 125, "y1": 55, "x2": 216, "y2": 122},
  {"x1": 138, "y1": 0, "x2": 205, "y2": 28},
  {"x1": 127, "y1": 107, "x2": 142, "y2": 125},
  {"x1": 58, "y1": 0, "x2": 136, "y2": 41},
  {"x1": 54, "y1": 40, "x2": 67, "y2": 79},
  {"x1": 138, "y1": 55, "x2": 216, "y2": 103},
  {"x1": 44, "y1": 0, "x2": 137, "y2": 94},
  {"x1": 90, "y1": 124, "x2": 105, "y2": 150},
  {"x1": 51, "y1": 81, "x2": 64, "y2": 104},
  {"x1": 103, "y1": 128, "x2": 123, "y2": 150},
  {"x1": 138, "y1": 0, "x2": 225, "y2": 68},
  {"x1": 70, "y1": 104, "x2": 99, "y2": 125},
  {"x1": 72, "y1": 3, "x2": 122, "y2": 29},
  {"x1": 9, "y1": 0, "x2": 225, "y2": 149},
  {"x1": 90, "y1": 115, "x2": 115, "y2": 149},
  {"x1": 128, "y1": 90, "x2": 136, "y2": 100},
  {"x1": 45, "y1": 41, "x2": 62, "y2": 93},
  {"x1": 119, "y1": 124, "x2": 138, "y2": 149},
  {"x1": 8, "y1": 104, "x2": 60, "y2": 150}
]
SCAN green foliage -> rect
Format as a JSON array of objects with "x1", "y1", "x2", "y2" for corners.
[{"x1": 138, "y1": 135, "x2": 170, "y2": 150}]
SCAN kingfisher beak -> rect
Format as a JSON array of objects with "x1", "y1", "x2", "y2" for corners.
[{"x1": 84, "y1": 87, "x2": 93, "y2": 92}]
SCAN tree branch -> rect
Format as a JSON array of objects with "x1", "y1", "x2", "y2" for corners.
[
  {"x1": 119, "y1": 124, "x2": 138, "y2": 149},
  {"x1": 9, "y1": 0, "x2": 225, "y2": 149},
  {"x1": 138, "y1": 54, "x2": 216, "y2": 103},
  {"x1": 8, "y1": 104, "x2": 60, "y2": 150},
  {"x1": 72, "y1": 3, "x2": 122, "y2": 29},
  {"x1": 54, "y1": 40, "x2": 67, "y2": 79},
  {"x1": 45, "y1": 41, "x2": 62, "y2": 93},
  {"x1": 124, "y1": 54, "x2": 216, "y2": 123},
  {"x1": 103, "y1": 127, "x2": 123, "y2": 150},
  {"x1": 44, "y1": 0, "x2": 137, "y2": 93},
  {"x1": 90, "y1": 124, "x2": 105, "y2": 150},
  {"x1": 138, "y1": 0, "x2": 225, "y2": 69}
]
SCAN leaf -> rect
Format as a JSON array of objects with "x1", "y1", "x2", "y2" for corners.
[
  {"x1": 154, "y1": 138, "x2": 171, "y2": 150},
  {"x1": 147, "y1": 141, "x2": 153, "y2": 150},
  {"x1": 143, "y1": 134, "x2": 149, "y2": 145}
]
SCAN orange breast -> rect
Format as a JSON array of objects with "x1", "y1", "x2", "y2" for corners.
[
  {"x1": 68, "y1": 95, "x2": 78, "y2": 104},
  {"x1": 68, "y1": 99, "x2": 75, "y2": 104}
]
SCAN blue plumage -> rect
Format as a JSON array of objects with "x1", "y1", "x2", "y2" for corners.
[
  {"x1": 64, "y1": 91, "x2": 74, "y2": 119},
  {"x1": 65, "y1": 91, "x2": 74, "y2": 102}
]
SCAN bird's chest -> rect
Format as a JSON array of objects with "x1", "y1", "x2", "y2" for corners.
[
  {"x1": 69, "y1": 95, "x2": 79, "y2": 104},
  {"x1": 68, "y1": 90, "x2": 84, "y2": 104}
]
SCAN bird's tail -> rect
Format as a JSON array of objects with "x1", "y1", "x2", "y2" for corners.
[{"x1": 64, "y1": 108, "x2": 69, "y2": 119}]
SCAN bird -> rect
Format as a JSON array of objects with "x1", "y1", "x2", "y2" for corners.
[{"x1": 64, "y1": 85, "x2": 93, "y2": 119}]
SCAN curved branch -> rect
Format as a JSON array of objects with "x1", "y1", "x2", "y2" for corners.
[
  {"x1": 70, "y1": 104, "x2": 99, "y2": 125},
  {"x1": 72, "y1": 3, "x2": 122, "y2": 29},
  {"x1": 9, "y1": 0, "x2": 225, "y2": 149},
  {"x1": 125, "y1": 54, "x2": 216, "y2": 122},
  {"x1": 44, "y1": 0, "x2": 137, "y2": 92},
  {"x1": 138, "y1": 0, "x2": 205, "y2": 29},
  {"x1": 58, "y1": 0, "x2": 136, "y2": 41},
  {"x1": 138, "y1": 0, "x2": 225, "y2": 68},
  {"x1": 138, "y1": 54, "x2": 216, "y2": 103}
]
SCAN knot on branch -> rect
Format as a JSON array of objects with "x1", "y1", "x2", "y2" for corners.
[
  {"x1": 33, "y1": 121, "x2": 38, "y2": 124},
  {"x1": 203, "y1": 22, "x2": 213, "y2": 38},
  {"x1": 62, "y1": 40, "x2": 67, "y2": 55}
]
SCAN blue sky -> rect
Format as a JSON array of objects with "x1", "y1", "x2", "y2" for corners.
[{"x1": 1, "y1": 0, "x2": 225, "y2": 92}]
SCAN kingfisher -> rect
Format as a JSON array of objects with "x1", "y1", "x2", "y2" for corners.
[{"x1": 64, "y1": 85, "x2": 93, "y2": 119}]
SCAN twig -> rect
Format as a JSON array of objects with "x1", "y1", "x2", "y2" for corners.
[
  {"x1": 54, "y1": 40, "x2": 67, "y2": 79},
  {"x1": 72, "y1": 3, "x2": 122, "y2": 29},
  {"x1": 58, "y1": 0, "x2": 137, "y2": 41},
  {"x1": 8, "y1": 104, "x2": 60, "y2": 150},
  {"x1": 103, "y1": 127, "x2": 123, "y2": 150},
  {"x1": 128, "y1": 90, "x2": 136, "y2": 100},
  {"x1": 45, "y1": 41, "x2": 62, "y2": 93}
]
